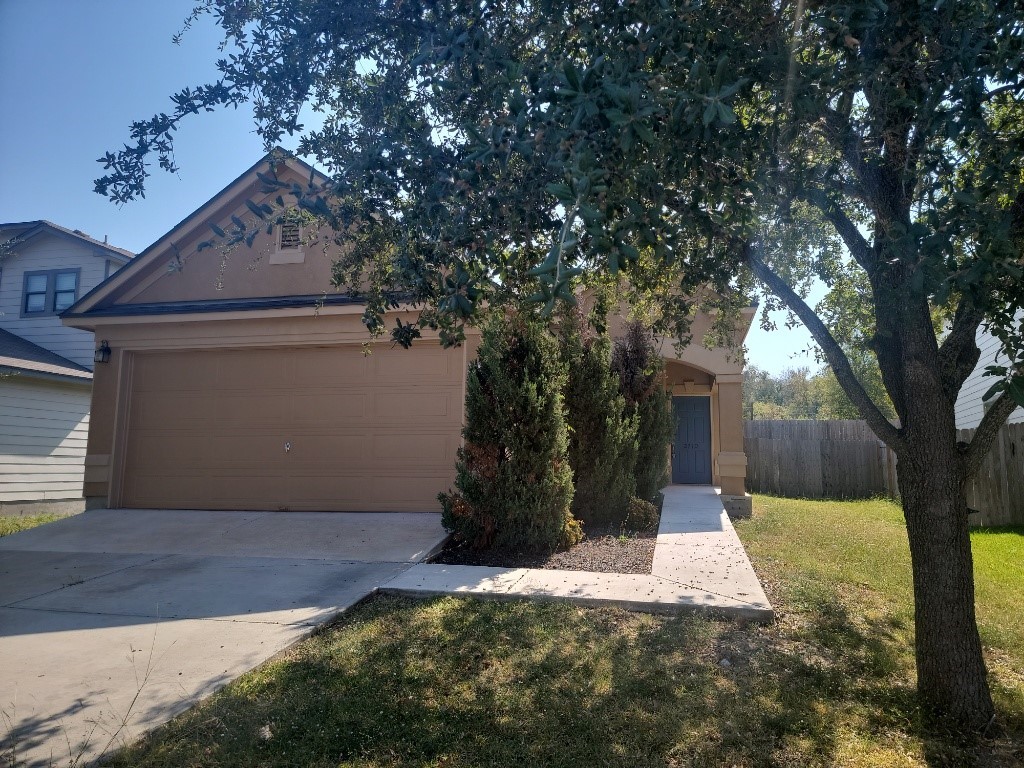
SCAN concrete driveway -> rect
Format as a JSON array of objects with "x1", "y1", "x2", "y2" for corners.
[{"x1": 0, "y1": 508, "x2": 447, "y2": 767}]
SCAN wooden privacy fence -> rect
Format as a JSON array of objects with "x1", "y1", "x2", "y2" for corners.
[
  {"x1": 960, "y1": 422, "x2": 1024, "y2": 527},
  {"x1": 744, "y1": 419, "x2": 1024, "y2": 526},
  {"x1": 744, "y1": 420, "x2": 898, "y2": 500}
]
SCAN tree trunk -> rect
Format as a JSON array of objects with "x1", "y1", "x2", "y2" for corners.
[
  {"x1": 868, "y1": 265, "x2": 996, "y2": 728},
  {"x1": 896, "y1": 413, "x2": 995, "y2": 729}
]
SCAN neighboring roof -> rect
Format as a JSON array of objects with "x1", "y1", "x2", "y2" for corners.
[
  {"x1": 0, "y1": 328, "x2": 92, "y2": 382},
  {"x1": 64, "y1": 293, "x2": 369, "y2": 319},
  {"x1": 0, "y1": 220, "x2": 134, "y2": 262},
  {"x1": 65, "y1": 148, "x2": 329, "y2": 318}
]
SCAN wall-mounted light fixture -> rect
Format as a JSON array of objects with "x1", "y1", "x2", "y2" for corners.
[{"x1": 94, "y1": 340, "x2": 111, "y2": 364}]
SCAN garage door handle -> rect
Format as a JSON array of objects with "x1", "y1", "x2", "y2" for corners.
[{"x1": 284, "y1": 442, "x2": 291, "y2": 453}]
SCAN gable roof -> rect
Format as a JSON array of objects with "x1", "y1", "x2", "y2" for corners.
[
  {"x1": 63, "y1": 148, "x2": 330, "y2": 319},
  {"x1": 0, "y1": 328, "x2": 92, "y2": 382},
  {"x1": 0, "y1": 220, "x2": 134, "y2": 262}
]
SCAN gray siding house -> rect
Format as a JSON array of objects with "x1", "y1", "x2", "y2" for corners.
[
  {"x1": 0, "y1": 221, "x2": 132, "y2": 512},
  {"x1": 954, "y1": 318, "x2": 1024, "y2": 430}
]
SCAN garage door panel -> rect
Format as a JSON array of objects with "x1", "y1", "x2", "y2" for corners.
[
  {"x1": 286, "y1": 392, "x2": 372, "y2": 427},
  {"x1": 211, "y1": 434, "x2": 295, "y2": 465},
  {"x1": 132, "y1": 352, "x2": 218, "y2": 392},
  {"x1": 121, "y1": 345, "x2": 464, "y2": 511},
  {"x1": 374, "y1": 346, "x2": 456, "y2": 381},
  {"x1": 372, "y1": 432, "x2": 459, "y2": 462},
  {"x1": 374, "y1": 389, "x2": 460, "y2": 419},
  {"x1": 213, "y1": 393, "x2": 292, "y2": 429},
  {"x1": 282, "y1": 431, "x2": 374, "y2": 462},
  {"x1": 128, "y1": 393, "x2": 220, "y2": 430},
  {"x1": 293, "y1": 346, "x2": 375, "y2": 384},
  {"x1": 216, "y1": 350, "x2": 295, "y2": 388},
  {"x1": 124, "y1": 432, "x2": 175, "y2": 463},
  {"x1": 128, "y1": 432, "x2": 293, "y2": 471},
  {"x1": 287, "y1": 471, "x2": 456, "y2": 512},
  {"x1": 126, "y1": 431, "x2": 213, "y2": 468},
  {"x1": 205, "y1": 473, "x2": 293, "y2": 506},
  {"x1": 123, "y1": 474, "x2": 210, "y2": 509},
  {"x1": 286, "y1": 431, "x2": 459, "y2": 470}
]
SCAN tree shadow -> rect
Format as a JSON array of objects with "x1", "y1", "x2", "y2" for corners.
[
  {"x1": 971, "y1": 525, "x2": 1024, "y2": 539},
  {"x1": 101, "y1": 594, "x2": 1023, "y2": 767}
]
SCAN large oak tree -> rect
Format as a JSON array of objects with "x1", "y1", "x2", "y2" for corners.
[{"x1": 97, "y1": 0, "x2": 1023, "y2": 727}]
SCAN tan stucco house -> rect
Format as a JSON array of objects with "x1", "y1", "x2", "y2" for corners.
[{"x1": 63, "y1": 152, "x2": 752, "y2": 516}]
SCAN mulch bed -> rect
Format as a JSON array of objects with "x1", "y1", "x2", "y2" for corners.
[{"x1": 431, "y1": 522, "x2": 658, "y2": 575}]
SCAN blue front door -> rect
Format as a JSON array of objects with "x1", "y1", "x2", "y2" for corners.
[{"x1": 672, "y1": 397, "x2": 712, "y2": 484}]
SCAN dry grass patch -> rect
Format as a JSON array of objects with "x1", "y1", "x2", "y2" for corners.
[{"x1": 0, "y1": 513, "x2": 65, "y2": 538}]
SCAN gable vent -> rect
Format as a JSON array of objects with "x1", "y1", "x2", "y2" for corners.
[{"x1": 279, "y1": 220, "x2": 301, "y2": 250}]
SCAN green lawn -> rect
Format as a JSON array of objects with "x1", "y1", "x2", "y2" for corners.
[
  {"x1": 104, "y1": 496, "x2": 1024, "y2": 768},
  {"x1": 0, "y1": 513, "x2": 64, "y2": 538}
]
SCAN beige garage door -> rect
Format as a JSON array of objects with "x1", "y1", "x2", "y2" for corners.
[{"x1": 120, "y1": 345, "x2": 464, "y2": 511}]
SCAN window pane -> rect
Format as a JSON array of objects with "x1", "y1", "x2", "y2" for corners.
[
  {"x1": 26, "y1": 274, "x2": 48, "y2": 293},
  {"x1": 54, "y1": 290, "x2": 76, "y2": 311},
  {"x1": 55, "y1": 272, "x2": 77, "y2": 291},
  {"x1": 25, "y1": 293, "x2": 46, "y2": 312}
]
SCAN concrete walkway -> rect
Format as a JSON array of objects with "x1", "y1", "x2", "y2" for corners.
[
  {"x1": 0, "y1": 509, "x2": 447, "y2": 768},
  {"x1": 382, "y1": 485, "x2": 774, "y2": 621}
]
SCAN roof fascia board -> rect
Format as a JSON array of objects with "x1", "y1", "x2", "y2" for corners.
[{"x1": 61, "y1": 301, "x2": 424, "y2": 330}]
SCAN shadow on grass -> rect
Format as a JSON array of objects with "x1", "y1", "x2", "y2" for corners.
[
  {"x1": 103, "y1": 593, "x2": 1022, "y2": 768},
  {"x1": 971, "y1": 525, "x2": 1024, "y2": 538}
]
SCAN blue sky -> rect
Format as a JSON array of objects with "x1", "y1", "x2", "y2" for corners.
[{"x1": 0, "y1": 0, "x2": 820, "y2": 374}]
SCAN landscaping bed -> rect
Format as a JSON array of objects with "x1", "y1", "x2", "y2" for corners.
[{"x1": 431, "y1": 523, "x2": 657, "y2": 574}]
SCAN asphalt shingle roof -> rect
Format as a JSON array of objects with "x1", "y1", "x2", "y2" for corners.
[
  {"x1": 0, "y1": 220, "x2": 134, "y2": 260},
  {"x1": 0, "y1": 328, "x2": 92, "y2": 381}
]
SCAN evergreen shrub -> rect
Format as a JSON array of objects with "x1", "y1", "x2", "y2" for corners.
[
  {"x1": 624, "y1": 496, "x2": 659, "y2": 532},
  {"x1": 611, "y1": 321, "x2": 674, "y2": 502},
  {"x1": 439, "y1": 312, "x2": 580, "y2": 552},
  {"x1": 558, "y1": 309, "x2": 638, "y2": 526}
]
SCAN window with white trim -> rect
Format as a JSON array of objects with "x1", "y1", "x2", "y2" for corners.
[{"x1": 22, "y1": 268, "x2": 80, "y2": 316}]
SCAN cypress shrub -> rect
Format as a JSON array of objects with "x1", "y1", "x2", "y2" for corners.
[
  {"x1": 611, "y1": 321, "x2": 674, "y2": 502},
  {"x1": 558, "y1": 309, "x2": 638, "y2": 527},
  {"x1": 439, "y1": 312, "x2": 581, "y2": 552}
]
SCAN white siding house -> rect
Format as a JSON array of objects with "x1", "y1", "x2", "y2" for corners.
[
  {"x1": 954, "y1": 319, "x2": 1024, "y2": 430},
  {"x1": 0, "y1": 221, "x2": 132, "y2": 512}
]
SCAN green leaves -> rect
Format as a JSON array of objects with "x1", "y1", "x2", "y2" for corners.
[
  {"x1": 544, "y1": 182, "x2": 574, "y2": 202},
  {"x1": 1011, "y1": 379, "x2": 1024, "y2": 408},
  {"x1": 702, "y1": 97, "x2": 737, "y2": 127},
  {"x1": 562, "y1": 61, "x2": 581, "y2": 92},
  {"x1": 95, "y1": 0, "x2": 1022, "y2": 395},
  {"x1": 528, "y1": 245, "x2": 561, "y2": 277}
]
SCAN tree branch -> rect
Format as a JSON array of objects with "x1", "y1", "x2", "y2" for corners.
[
  {"x1": 823, "y1": 106, "x2": 873, "y2": 188},
  {"x1": 937, "y1": 297, "x2": 984, "y2": 398},
  {"x1": 961, "y1": 389, "x2": 1019, "y2": 479},
  {"x1": 982, "y1": 82, "x2": 1024, "y2": 102},
  {"x1": 800, "y1": 188, "x2": 874, "y2": 271},
  {"x1": 747, "y1": 241, "x2": 904, "y2": 450}
]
